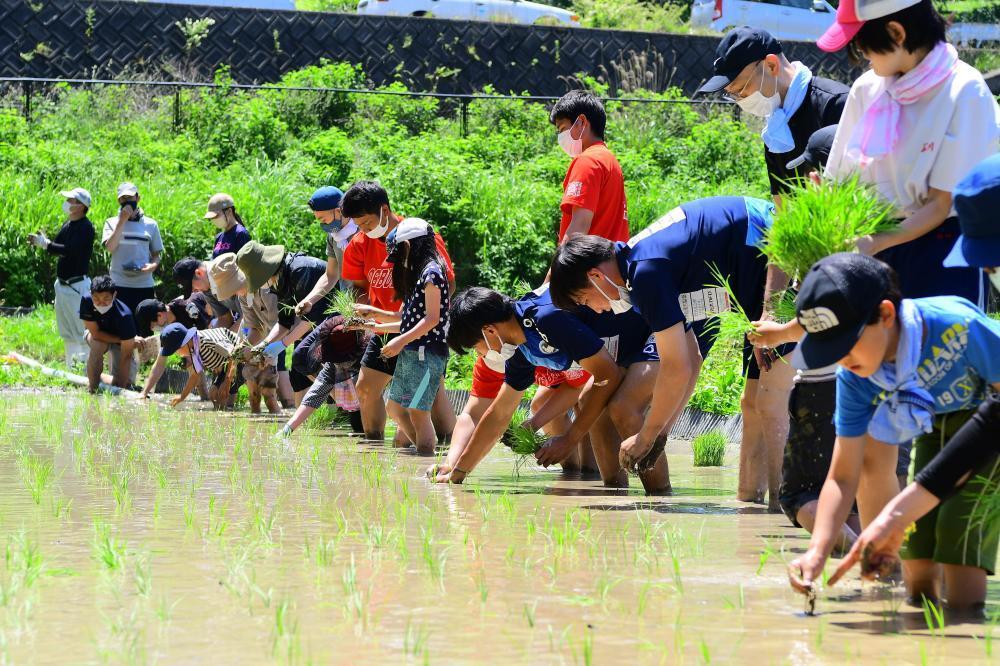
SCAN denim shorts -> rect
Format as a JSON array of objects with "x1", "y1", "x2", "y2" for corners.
[{"x1": 387, "y1": 347, "x2": 448, "y2": 412}]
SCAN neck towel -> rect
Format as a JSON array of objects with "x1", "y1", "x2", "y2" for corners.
[
  {"x1": 868, "y1": 299, "x2": 935, "y2": 444},
  {"x1": 761, "y1": 62, "x2": 813, "y2": 154},
  {"x1": 848, "y1": 42, "x2": 957, "y2": 167}
]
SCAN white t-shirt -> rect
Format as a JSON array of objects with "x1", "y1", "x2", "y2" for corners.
[
  {"x1": 102, "y1": 213, "x2": 165, "y2": 289},
  {"x1": 826, "y1": 60, "x2": 1000, "y2": 216}
]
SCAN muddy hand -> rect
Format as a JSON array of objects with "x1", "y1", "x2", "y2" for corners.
[{"x1": 619, "y1": 434, "x2": 665, "y2": 474}]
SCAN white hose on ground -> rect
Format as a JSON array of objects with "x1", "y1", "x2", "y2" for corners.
[{"x1": 6, "y1": 352, "x2": 144, "y2": 398}]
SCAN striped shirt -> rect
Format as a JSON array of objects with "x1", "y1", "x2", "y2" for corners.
[{"x1": 194, "y1": 328, "x2": 246, "y2": 374}]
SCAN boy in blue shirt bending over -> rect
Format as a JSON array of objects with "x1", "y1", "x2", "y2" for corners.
[
  {"x1": 548, "y1": 196, "x2": 790, "y2": 504},
  {"x1": 787, "y1": 252, "x2": 1000, "y2": 612}
]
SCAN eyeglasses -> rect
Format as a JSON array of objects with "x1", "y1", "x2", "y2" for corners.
[{"x1": 722, "y1": 62, "x2": 761, "y2": 103}]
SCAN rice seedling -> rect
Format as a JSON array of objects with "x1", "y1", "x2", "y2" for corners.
[
  {"x1": 133, "y1": 553, "x2": 152, "y2": 598},
  {"x1": 505, "y1": 409, "x2": 547, "y2": 476},
  {"x1": 704, "y1": 263, "x2": 757, "y2": 346},
  {"x1": 92, "y1": 519, "x2": 126, "y2": 571},
  {"x1": 921, "y1": 596, "x2": 945, "y2": 636},
  {"x1": 19, "y1": 454, "x2": 54, "y2": 506},
  {"x1": 691, "y1": 430, "x2": 727, "y2": 467},
  {"x1": 325, "y1": 288, "x2": 358, "y2": 320},
  {"x1": 524, "y1": 601, "x2": 537, "y2": 628},
  {"x1": 764, "y1": 175, "x2": 897, "y2": 282}
]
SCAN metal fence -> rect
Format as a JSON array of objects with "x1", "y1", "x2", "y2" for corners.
[{"x1": 0, "y1": 76, "x2": 740, "y2": 135}]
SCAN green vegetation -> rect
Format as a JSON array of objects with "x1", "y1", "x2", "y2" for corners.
[
  {"x1": 0, "y1": 61, "x2": 766, "y2": 307},
  {"x1": 691, "y1": 430, "x2": 727, "y2": 467}
]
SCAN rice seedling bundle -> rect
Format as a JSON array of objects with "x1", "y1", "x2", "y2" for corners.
[
  {"x1": 691, "y1": 430, "x2": 726, "y2": 467},
  {"x1": 506, "y1": 408, "x2": 547, "y2": 456},
  {"x1": 763, "y1": 175, "x2": 897, "y2": 283}
]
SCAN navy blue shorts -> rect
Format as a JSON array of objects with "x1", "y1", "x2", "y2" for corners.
[{"x1": 876, "y1": 217, "x2": 984, "y2": 305}]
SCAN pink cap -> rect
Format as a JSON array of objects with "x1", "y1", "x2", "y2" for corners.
[
  {"x1": 817, "y1": 0, "x2": 923, "y2": 52},
  {"x1": 817, "y1": 0, "x2": 864, "y2": 52}
]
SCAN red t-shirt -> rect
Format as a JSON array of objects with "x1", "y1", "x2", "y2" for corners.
[
  {"x1": 559, "y1": 142, "x2": 629, "y2": 243},
  {"x1": 341, "y1": 221, "x2": 455, "y2": 313}
]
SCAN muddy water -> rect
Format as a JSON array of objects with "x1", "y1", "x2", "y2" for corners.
[{"x1": 0, "y1": 392, "x2": 996, "y2": 665}]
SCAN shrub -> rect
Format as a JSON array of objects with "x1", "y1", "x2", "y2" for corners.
[
  {"x1": 266, "y1": 60, "x2": 363, "y2": 135},
  {"x1": 295, "y1": 126, "x2": 355, "y2": 187},
  {"x1": 692, "y1": 430, "x2": 727, "y2": 467}
]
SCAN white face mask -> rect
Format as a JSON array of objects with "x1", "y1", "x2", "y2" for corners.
[
  {"x1": 989, "y1": 270, "x2": 1000, "y2": 294},
  {"x1": 481, "y1": 329, "x2": 518, "y2": 372},
  {"x1": 62, "y1": 201, "x2": 73, "y2": 215},
  {"x1": 94, "y1": 302, "x2": 113, "y2": 315},
  {"x1": 736, "y1": 67, "x2": 780, "y2": 118},
  {"x1": 588, "y1": 273, "x2": 632, "y2": 315},
  {"x1": 365, "y1": 208, "x2": 389, "y2": 239},
  {"x1": 557, "y1": 118, "x2": 584, "y2": 158},
  {"x1": 211, "y1": 213, "x2": 230, "y2": 231}
]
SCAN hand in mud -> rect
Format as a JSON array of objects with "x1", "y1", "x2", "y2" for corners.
[
  {"x1": 828, "y1": 514, "x2": 906, "y2": 586},
  {"x1": 535, "y1": 434, "x2": 575, "y2": 467},
  {"x1": 788, "y1": 548, "x2": 826, "y2": 596},
  {"x1": 430, "y1": 463, "x2": 465, "y2": 484},
  {"x1": 619, "y1": 433, "x2": 666, "y2": 474}
]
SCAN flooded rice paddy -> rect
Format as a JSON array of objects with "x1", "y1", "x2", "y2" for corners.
[{"x1": 0, "y1": 391, "x2": 996, "y2": 664}]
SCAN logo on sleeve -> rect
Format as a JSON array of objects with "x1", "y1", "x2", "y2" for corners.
[
  {"x1": 566, "y1": 181, "x2": 584, "y2": 198},
  {"x1": 798, "y1": 307, "x2": 840, "y2": 333}
]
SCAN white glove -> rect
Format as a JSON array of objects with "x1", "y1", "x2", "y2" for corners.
[{"x1": 30, "y1": 232, "x2": 49, "y2": 249}]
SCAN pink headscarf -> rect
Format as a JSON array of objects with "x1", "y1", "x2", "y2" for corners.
[{"x1": 848, "y1": 42, "x2": 958, "y2": 166}]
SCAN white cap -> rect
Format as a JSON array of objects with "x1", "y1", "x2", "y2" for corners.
[
  {"x1": 391, "y1": 218, "x2": 433, "y2": 243},
  {"x1": 117, "y1": 182, "x2": 139, "y2": 199},
  {"x1": 59, "y1": 187, "x2": 92, "y2": 208}
]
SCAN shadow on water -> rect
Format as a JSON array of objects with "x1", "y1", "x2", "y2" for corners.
[{"x1": 581, "y1": 501, "x2": 772, "y2": 516}]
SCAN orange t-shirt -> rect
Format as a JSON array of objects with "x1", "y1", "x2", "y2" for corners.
[
  {"x1": 341, "y1": 221, "x2": 455, "y2": 313},
  {"x1": 559, "y1": 142, "x2": 629, "y2": 243}
]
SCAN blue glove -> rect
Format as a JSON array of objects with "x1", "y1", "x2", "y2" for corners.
[{"x1": 263, "y1": 340, "x2": 287, "y2": 359}]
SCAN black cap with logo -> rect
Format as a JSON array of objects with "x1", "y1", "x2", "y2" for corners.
[
  {"x1": 697, "y1": 26, "x2": 782, "y2": 95},
  {"x1": 791, "y1": 253, "x2": 891, "y2": 370}
]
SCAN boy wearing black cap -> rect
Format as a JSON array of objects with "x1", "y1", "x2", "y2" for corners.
[
  {"x1": 171, "y1": 257, "x2": 241, "y2": 330},
  {"x1": 699, "y1": 27, "x2": 848, "y2": 206},
  {"x1": 786, "y1": 252, "x2": 1000, "y2": 612}
]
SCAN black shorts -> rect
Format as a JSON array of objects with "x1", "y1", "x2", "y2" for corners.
[
  {"x1": 779, "y1": 379, "x2": 840, "y2": 526},
  {"x1": 778, "y1": 379, "x2": 911, "y2": 526},
  {"x1": 360, "y1": 333, "x2": 398, "y2": 376}
]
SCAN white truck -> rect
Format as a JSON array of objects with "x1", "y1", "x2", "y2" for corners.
[
  {"x1": 356, "y1": 0, "x2": 580, "y2": 25},
  {"x1": 690, "y1": 0, "x2": 1000, "y2": 47}
]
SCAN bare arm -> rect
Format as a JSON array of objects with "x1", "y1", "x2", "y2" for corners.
[
  {"x1": 142, "y1": 251, "x2": 161, "y2": 273},
  {"x1": 297, "y1": 255, "x2": 340, "y2": 314},
  {"x1": 447, "y1": 385, "x2": 526, "y2": 480},
  {"x1": 535, "y1": 351, "x2": 625, "y2": 466},
  {"x1": 639, "y1": 323, "x2": 694, "y2": 443},
  {"x1": 862, "y1": 188, "x2": 951, "y2": 255},
  {"x1": 171, "y1": 367, "x2": 202, "y2": 407},
  {"x1": 391, "y1": 283, "x2": 441, "y2": 347},
  {"x1": 561, "y1": 207, "x2": 595, "y2": 244},
  {"x1": 138, "y1": 356, "x2": 168, "y2": 398},
  {"x1": 788, "y1": 435, "x2": 865, "y2": 593},
  {"x1": 103, "y1": 209, "x2": 130, "y2": 254}
]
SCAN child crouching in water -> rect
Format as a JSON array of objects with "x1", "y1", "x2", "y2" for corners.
[
  {"x1": 159, "y1": 323, "x2": 279, "y2": 412},
  {"x1": 361, "y1": 219, "x2": 450, "y2": 455}
]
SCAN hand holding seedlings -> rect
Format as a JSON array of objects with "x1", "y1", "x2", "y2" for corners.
[
  {"x1": 828, "y1": 512, "x2": 907, "y2": 586},
  {"x1": 380, "y1": 336, "x2": 405, "y2": 359},
  {"x1": 788, "y1": 549, "x2": 825, "y2": 597},
  {"x1": 535, "y1": 434, "x2": 576, "y2": 467}
]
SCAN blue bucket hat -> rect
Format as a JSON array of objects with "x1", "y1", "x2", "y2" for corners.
[
  {"x1": 308, "y1": 186, "x2": 344, "y2": 212},
  {"x1": 944, "y1": 154, "x2": 1000, "y2": 269},
  {"x1": 160, "y1": 323, "x2": 196, "y2": 357}
]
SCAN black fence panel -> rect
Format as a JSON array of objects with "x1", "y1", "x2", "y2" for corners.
[{"x1": 0, "y1": 0, "x2": 860, "y2": 95}]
